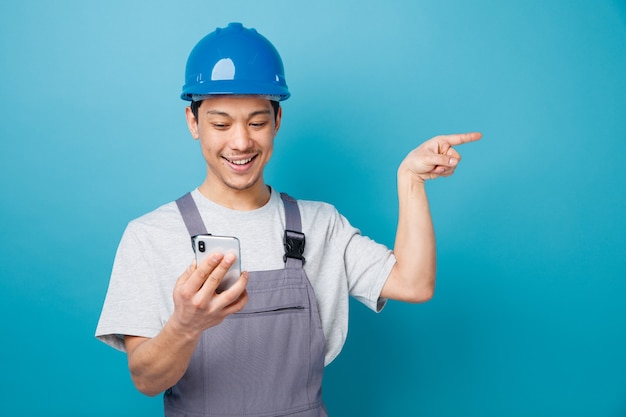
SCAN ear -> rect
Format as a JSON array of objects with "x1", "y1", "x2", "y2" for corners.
[
  {"x1": 185, "y1": 106, "x2": 200, "y2": 139},
  {"x1": 274, "y1": 105, "x2": 282, "y2": 134}
]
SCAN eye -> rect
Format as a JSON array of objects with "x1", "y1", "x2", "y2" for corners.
[
  {"x1": 250, "y1": 121, "x2": 268, "y2": 129},
  {"x1": 211, "y1": 122, "x2": 230, "y2": 130}
]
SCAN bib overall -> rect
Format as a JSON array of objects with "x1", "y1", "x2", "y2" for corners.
[{"x1": 165, "y1": 192, "x2": 327, "y2": 417}]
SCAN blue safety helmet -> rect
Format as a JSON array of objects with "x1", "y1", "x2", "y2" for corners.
[{"x1": 181, "y1": 22, "x2": 290, "y2": 101}]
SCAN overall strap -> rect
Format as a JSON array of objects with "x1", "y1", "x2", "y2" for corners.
[
  {"x1": 176, "y1": 191, "x2": 305, "y2": 268},
  {"x1": 175, "y1": 192, "x2": 208, "y2": 237},
  {"x1": 280, "y1": 193, "x2": 306, "y2": 269}
]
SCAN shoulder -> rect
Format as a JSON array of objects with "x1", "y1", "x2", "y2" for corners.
[
  {"x1": 295, "y1": 197, "x2": 338, "y2": 218},
  {"x1": 123, "y1": 199, "x2": 186, "y2": 242},
  {"x1": 285, "y1": 194, "x2": 358, "y2": 238},
  {"x1": 130, "y1": 199, "x2": 180, "y2": 226},
  {"x1": 287, "y1": 195, "x2": 341, "y2": 223}
]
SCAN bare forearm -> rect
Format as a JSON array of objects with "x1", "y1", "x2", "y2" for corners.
[
  {"x1": 124, "y1": 254, "x2": 249, "y2": 396},
  {"x1": 126, "y1": 320, "x2": 201, "y2": 396},
  {"x1": 382, "y1": 132, "x2": 480, "y2": 302},
  {"x1": 388, "y1": 170, "x2": 436, "y2": 302}
]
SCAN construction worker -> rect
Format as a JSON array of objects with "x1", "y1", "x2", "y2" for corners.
[{"x1": 96, "y1": 22, "x2": 481, "y2": 416}]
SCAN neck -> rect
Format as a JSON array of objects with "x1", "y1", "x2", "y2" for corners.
[{"x1": 198, "y1": 180, "x2": 271, "y2": 211}]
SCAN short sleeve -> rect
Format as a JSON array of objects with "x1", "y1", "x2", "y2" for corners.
[
  {"x1": 342, "y1": 218, "x2": 396, "y2": 312},
  {"x1": 332, "y1": 212, "x2": 396, "y2": 312},
  {"x1": 95, "y1": 223, "x2": 165, "y2": 352}
]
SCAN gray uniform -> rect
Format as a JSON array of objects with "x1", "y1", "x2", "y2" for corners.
[
  {"x1": 164, "y1": 192, "x2": 326, "y2": 416},
  {"x1": 96, "y1": 188, "x2": 394, "y2": 365}
]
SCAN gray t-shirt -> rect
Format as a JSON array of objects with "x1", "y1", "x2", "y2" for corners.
[{"x1": 96, "y1": 188, "x2": 395, "y2": 365}]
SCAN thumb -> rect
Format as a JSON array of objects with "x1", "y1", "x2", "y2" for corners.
[{"x1": 426, "y1": 152, "x2": 459, "y2": 170}]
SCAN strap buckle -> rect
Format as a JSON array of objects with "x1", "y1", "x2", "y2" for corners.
[{"x1": 283, "y1": 230, "x2": 306, "y2": 264}]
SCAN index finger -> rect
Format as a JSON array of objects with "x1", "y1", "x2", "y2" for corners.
[
  {"x1": 437, "y1": 132, "x2": 482, "y2": 146},
  {"x1": 185, "y1": 252, "x2": 224, "y2": 291}
]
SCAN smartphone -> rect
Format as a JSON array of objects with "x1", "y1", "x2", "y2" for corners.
[{"x1": 192, "y1": 234, "x2": 241, "y2": 293}]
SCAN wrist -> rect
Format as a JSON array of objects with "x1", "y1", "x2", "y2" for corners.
[
  {"x1": 397, "y1": 164, "x2": 427, "y2": 186},
  {"x1": 166, "y1": 314, "x2": 203, "y2": 343},
  {"x1": 398, "y1": 167, "x2": 427, "y2": 191}
]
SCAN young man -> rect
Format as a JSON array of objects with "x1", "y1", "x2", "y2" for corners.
[{"x1": 96, "y1": 22, "x2": 480, "y2": 416}]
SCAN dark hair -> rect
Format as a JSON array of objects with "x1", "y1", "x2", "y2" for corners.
[{"x1": 190, "y1": 99, "x2": 280, "y2": 122}]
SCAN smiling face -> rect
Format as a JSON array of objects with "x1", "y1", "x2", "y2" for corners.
[{"x1": 186, "y1": 96, "x2": 282, "y2": 207}]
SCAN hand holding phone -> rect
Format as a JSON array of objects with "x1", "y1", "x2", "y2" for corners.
[{"x1": 192, "y1": 234, "x2": 241, "y2": 293}]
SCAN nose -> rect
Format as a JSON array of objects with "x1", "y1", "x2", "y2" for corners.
[{"x1": 229, "y1": 122, "x2": 254, "y2": 151}]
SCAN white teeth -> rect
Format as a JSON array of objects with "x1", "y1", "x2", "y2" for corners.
[{"x1": 229, "y1": 157, "x2": 253, "y2": 165}]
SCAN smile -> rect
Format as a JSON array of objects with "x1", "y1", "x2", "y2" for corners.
[{"x1": 224, "y1": 155, "x2": 256, "y2": 166}]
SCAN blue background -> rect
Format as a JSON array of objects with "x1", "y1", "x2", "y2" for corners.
[{"x1": 1, "y1": 1, "x2": 625, "y2": 416}]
